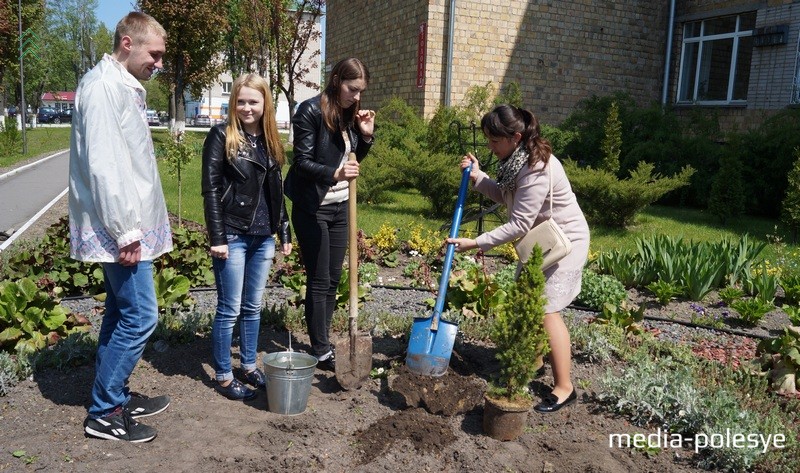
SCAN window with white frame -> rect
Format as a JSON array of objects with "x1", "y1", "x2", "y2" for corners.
[
  {"x1": 677, "y1": 12, "x2": 756, "y2": 104},
  {"x1": 222, "y1": 81, "x2": 232, "y2": 95},
  {"x1": 793, "y1": 32, "x2": 800, "y2": 104}
]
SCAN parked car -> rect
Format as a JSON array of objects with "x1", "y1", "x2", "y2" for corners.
[
  {"x1": 193, "y1": 114, "x2": 211, "y2": 127},
  {"x1": 146, "y1": 109, "x2": 160, "y2": 126},
  {"x1": 37, "y1": 107, "x2": 61, "y2": 124},
  {"x1": 58, "y1": 108, "x2": 73, "y2": 123}
]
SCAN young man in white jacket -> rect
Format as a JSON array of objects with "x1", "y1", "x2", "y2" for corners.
[{"x1": 69, "y1": 11, "x2": 173, "y2": 443}]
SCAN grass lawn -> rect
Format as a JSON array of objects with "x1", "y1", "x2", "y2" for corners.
[{"x1": 0, "y1": 126, "x2": 72, "y2": 168}]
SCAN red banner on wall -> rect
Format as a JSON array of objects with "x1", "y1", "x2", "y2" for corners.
[{"x1": 417, "y1": 22, "x2": 427, "y2": 89}]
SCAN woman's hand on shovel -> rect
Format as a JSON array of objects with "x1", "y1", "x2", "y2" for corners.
[
  {"x1": 460, "y1": 153, "x2": 480, "y2": 183},
  {"x1": 334, "y1": 160, "x2": 360, "y2": 182},
  {"x1": 446, "y1": 237, "x2": 478, "y2": 253}
]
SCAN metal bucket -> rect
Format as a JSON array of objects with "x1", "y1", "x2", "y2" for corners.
[{"x1": 263, "y1": 351, "x2": 317, "y2": 415}]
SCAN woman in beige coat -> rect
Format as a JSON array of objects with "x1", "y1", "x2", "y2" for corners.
[{"x1": 448, "y1": 104, "x2": 590, "y2": 413}]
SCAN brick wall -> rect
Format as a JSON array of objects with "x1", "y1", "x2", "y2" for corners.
[
  {"x1": 327, "y1": 1, "x2": 669, "y2": 125},
  {"x1": 326, "y1": 1, "x2": 798, "y2": 130}
]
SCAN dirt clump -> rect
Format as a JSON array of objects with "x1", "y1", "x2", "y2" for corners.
[
  {"x1": 389, "y1": 366, "x2": 486, "y2": 416},
  {"x1": 354, "y1": 407, "x2": 458, "y2": 464}
]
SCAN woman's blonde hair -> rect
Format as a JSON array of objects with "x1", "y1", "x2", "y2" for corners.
[{"x1": 224, "y1": 74, "x2": 285, "y2": 166}]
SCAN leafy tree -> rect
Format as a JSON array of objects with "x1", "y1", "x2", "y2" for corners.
[
  {"x1": 1, "y1": 0, "x2": 45, "y2": 114},
  {"x1": 143, "y1": 79, "x2": 168, "y2": 112},
  {"x1": 46, "y1": 0, "x2": 101, "y2": 88},
  {"x1": 267, "y1": 0, "x2": 323, "y2": 122},
  {"x1": 708, "y1": 154, "x2": 745, "y2": 225},
  {"x1": 138, "y1": 0, "x2": 228, "y2": 130},
  {"x1": 225, "y1": 0, "x2": 273, "y2": 77},
  {"x1": 600, "y1": 101, "x2": 621, "y2": 174}
]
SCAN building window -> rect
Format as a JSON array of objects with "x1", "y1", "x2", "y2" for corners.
[
  {"x1": 677, "y1": 12, "x2": 756, "y2": 104},
  {"x1": 222, "y1": 81, "x2": 232, "y2": 95},
  {"x1": 793, "y1": 33, "x2": 800, "y2": 105}
]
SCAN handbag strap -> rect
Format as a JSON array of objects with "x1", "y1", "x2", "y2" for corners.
[{"x1": 546, "y1": 160, "x2": 553, "y2": 214}]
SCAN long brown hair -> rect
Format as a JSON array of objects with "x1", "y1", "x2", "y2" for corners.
[
  {"x1": 224, "y1": 73, "x2": 286, "y2": 165},
  {"x1": 480, "y1": 105, "x2": 552, "y2": 167},
  {"x1": 320, "y1": 58, "x2": 370, "y2": 132}
]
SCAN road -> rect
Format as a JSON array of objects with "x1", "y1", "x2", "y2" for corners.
[{"x1": 0, "y1": 150, "x2": 69, "y2": 250}]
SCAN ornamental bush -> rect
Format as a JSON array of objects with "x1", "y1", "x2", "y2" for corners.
[
  {"x1": 489, "y1": 246, "x2": 549, "y2": 401},
  {"x1": 564, "y1": 160, "x2": 695, "y2": 228}
]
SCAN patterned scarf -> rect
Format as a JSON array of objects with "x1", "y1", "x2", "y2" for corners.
[{"x1": 496, "y1": 145, "x2": 529, "y2": 192}]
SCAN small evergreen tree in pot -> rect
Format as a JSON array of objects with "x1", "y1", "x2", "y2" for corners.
[{"x1": 484, "y1": 246, "x2": 550, "y2": 440}]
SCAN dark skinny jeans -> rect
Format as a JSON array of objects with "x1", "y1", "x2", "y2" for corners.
[{"x1": 291, "y1": 201, "x2": 348, "y2": 357}]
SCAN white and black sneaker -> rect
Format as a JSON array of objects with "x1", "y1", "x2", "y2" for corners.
[
  {"x1": 125, "y1": 392, "x2": 171, "y2": 419},
  {"x1": 83, "y1": 407, "x2": 157, "y2": 442}
]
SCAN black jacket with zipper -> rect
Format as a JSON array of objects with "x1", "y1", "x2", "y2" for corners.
[
  {"x1": 201, "y1": 124, "x2": 291, "y2": 247},
  {"x1": 284, "y1": 95, "x2": 373, "y2": 214}
]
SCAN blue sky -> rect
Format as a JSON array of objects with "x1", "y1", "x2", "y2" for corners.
[{"x1": 96, "y1": 0, "x2": 135, "y2": 29}]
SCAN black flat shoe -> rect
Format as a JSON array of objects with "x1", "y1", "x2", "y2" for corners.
[
  {"x1": 533, "y1": 388, "x2": 577, "y2": 413},
  {"x1": 242, "y1": 368, "x2": 266, "y2": 391},
  {"x1": 215, "y1": 379, "x2": 257, "y2": 401}
]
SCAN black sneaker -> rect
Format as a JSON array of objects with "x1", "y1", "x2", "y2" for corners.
[
  {"x1": 125, "y1": 392, "x2": 171, "y2": 419},
  {"x1": 83, "y1": 407, "x2": 157, "y2": 442},
  {"x1": 214, "y1": 379, "x2": 258, "y2": 401},
  {"x1": 242, "y1": 369, "x2": 266, "y2": 391},
  {"x1": 316, "y1": 350, "x2": 335, "y2": 372}
]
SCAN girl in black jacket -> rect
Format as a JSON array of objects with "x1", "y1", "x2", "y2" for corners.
[
  {"x1": 201, "y1": 73, "x2": 292, "y2": 400},
  {"x1": 284, "y1": 58, "x2": 375, "y2": 370}
]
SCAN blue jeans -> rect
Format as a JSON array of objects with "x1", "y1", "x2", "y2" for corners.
[
  {"x1": 212, "y1": 234, "x2": 275, "y2": 381},
  {"x1": 90, "y1": 261, "x2": 158, "y2": 418}
]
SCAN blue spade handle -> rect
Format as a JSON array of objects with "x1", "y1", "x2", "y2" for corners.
[{"x1": 431, "y1": 163, "x2": 473, "y2": 326}]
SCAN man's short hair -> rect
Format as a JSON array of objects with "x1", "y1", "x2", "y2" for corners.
[{"x1": 113, "y1": 12, "x2": 167, "y2": 52}]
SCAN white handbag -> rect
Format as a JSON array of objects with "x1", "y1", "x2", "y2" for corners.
[{"x1": 514, "y1": 161, "x2": 572, "y2": 270}]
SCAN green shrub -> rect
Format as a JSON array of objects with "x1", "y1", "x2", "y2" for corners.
[
  {"x1": 718, "y1": 286, "x2": 744, "y2": 306},
  {"x1": 728, "y1": 109, "x2": 800, "y2": 218},
  {"x1": 575, "y1": 269, "x2": 626, "y2": 310},
  {"x1": 599, "y1": 352, "x2": 770, "y2": 471},
  {"x1": 781, "y1": 274, "x2": 800, "y2": 305},
  {"x1": 707, "y1": 154, "x2": 746, "y2": 224},
  {"x1": 0, "y1": 278, "x2": 91, "y2": 355},
  {"x1": 559, "y1": 92, "x2": 638, "y2": 169},
  {"x1": 781, "y1": 147, "x2": 800, "y2": 240},
  {"x1": 31, "y1": 332, "x2": 97, "y2": 371},
  {"x1": 0, "y1": 349, "x2": 31, "y2": 396},
  {"x1": 564, "y1": 160, "x2": 695, "y2": 228},
  {"x1": 645, "y1": 280, "x2": 683, "y2": 305},
  {"x1": 730, "y1": 298, "x2": 774, "y2": 325},
  {"x1": 357, "y1": 141, "x2": 398, "y2": 204},
  {"x1": 444, "y1": 257, "x2": 508, "y2": 320},
  {"x1": 0, "y1": 117, "x2": 21, "y2": 157},
  {"x1": 488, "y1": 246, "x2": 549, "y2": 401},
  {"x1": 599, "y1": 101, "x2": 621, "y2": 174}
]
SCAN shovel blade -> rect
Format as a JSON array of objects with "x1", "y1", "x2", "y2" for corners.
[
  {"x1": 405, "y1": 316, "x2": 458, "y2": 377},
  {"x1": 335, "y1": 334, "x2": 373, "y2": 390}
]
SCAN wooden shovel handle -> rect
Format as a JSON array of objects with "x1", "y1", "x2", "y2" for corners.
[{"x1": 348, "y1": 152, "x2": 358, "y2": 341}]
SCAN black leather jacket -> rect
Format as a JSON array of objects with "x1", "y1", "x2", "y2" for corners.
[
  {"x1": 201, "y1": 124, "x2": 291, "y2": 246},
  {"x1": 284, "y1": 95, "x2": 373, "y2": 213}
]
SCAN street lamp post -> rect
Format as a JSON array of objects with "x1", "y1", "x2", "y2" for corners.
[{"x1": 18, "y1": 0, "x2": 28, "y2": 154}]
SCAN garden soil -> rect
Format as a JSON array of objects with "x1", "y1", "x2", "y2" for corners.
[{"x1": 0, "y1": 189, "x2": 760, "y2": 472}]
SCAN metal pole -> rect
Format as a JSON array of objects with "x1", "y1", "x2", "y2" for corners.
[
  {"x1": 444, "y1": 0, "x2": 455, "y2": 106},
  {"x1": 18, "y1": 0, "x2": 27, "y2": 154}
]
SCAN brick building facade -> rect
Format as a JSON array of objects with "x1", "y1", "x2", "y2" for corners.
[{"x1": 326, "y1": 0, "x2": 800, "y2": 130}]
